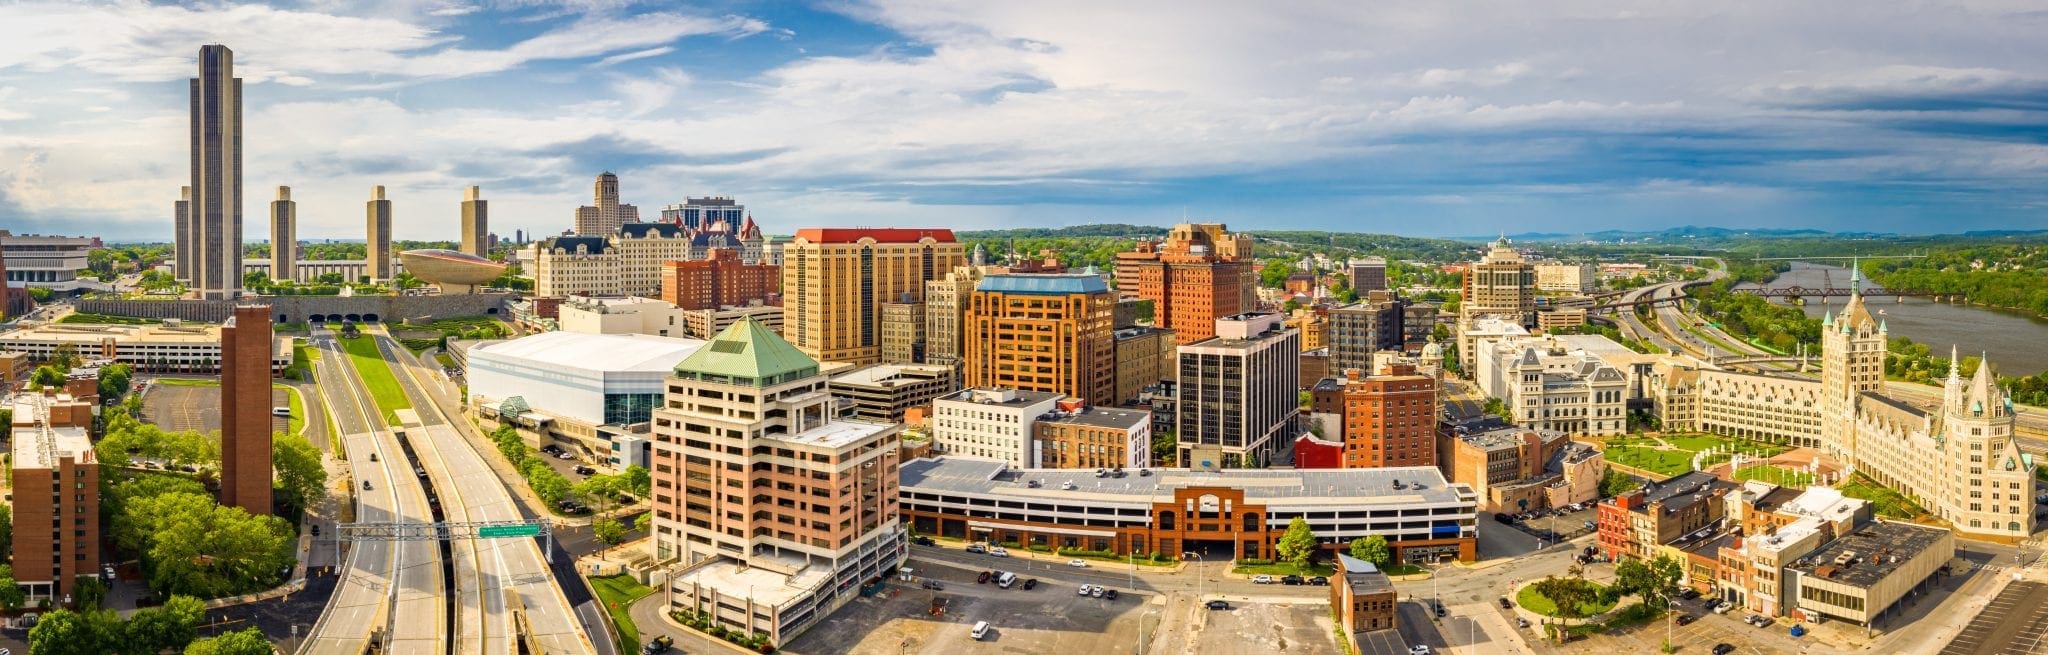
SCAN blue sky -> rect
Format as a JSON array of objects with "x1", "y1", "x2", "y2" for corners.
[{"x1": 1, "y1": 1, "x2": 2045, "y2": 241}]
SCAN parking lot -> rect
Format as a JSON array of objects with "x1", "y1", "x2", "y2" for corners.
[
  {"x1": 1557, "y1": 594, "x2": 1806, "y2": 655},
  {"x1": 1940, "y1": 580, "x2": 2048, "y2": 655},
  {"x1": 1186, "y1": 597, "x2": 1342, "y2": 655},
  {"x1": 1496, "y1": 502, "x2": 1600, "y2": 546},
  {"x1": 785, "y1": 558, "x2": 1153, "y2": 655},
  {"x1": 138, "y1": 380, "x2": 289, "y2": 435}
]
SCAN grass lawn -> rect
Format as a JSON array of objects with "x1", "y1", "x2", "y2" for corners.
[
  {"x1": 153, "y1": 377, "x2": 219, "y2": 387},
  {"x1": 57, "y1": 312, "x2": 159, "y2": 325},
  {"x1": 433, "y1": 352, "x2": 455, "y2": 368},
  {"x1": 339, "y1": 334, "x2": 412, "y2": 425},
  {"x1": 1231, "y1": 561, "x2": 1337, "y2": 577},
  {"x1": 588, "y1": 574, "x2": 657, "y2": 649},
  {"x1": 279, "y1": 383, "x2": 306, "y2": 436},
  {"x1": 1603, "y1": 446, "x2": 1695, "y2": 477},
  {"x1": 1516, "y1": 581, "x2": 1616, "y2": 618},
  {"x1": 1838, "y1": 474, "x2": 1926, "y2": 519},
  {"x1": 1733, "y1": 465, "x2": 1815, "y2": 489}
]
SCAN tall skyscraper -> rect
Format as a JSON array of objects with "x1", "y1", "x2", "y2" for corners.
[
  {"x1": 783, "y1": 228, "x2": 966, "y2": 365},
  {"x1": 923, "y1": 264, "x2": 985, "y2": 366},
  {"x1": 173, "y1": 186, "x2": 192, "y2": 282},
  {"x1": 1125, "y1": 223, "x2": 1256, "y2": 344},
  {"x1": 962, "y1": 273, "x2": 1118, "y2": 406},
  {"x1": 366, "y1": 186, "x2": 392, "y2": 281},
  {"x1": 460, "y1": 185, "x2": 488, "y2": 258},
  {"x1": 574, "y1": 172, "x2": 639, "y2": 235},
  {"x1": 1461, "y1": 236, "x2": 1535, "y2": 322},
  {"x1": 269, "y1": 186, "x2": 295, "y2": 283},
  {"x1": 189, "y1": 44, "x2": 243, "y2": 299},
  {"x1": 220, "y1": 304, "x2": 274, "y2": 516}
]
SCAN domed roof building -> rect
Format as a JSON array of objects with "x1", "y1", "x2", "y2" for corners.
[{"x1": 397, "y1": 248, "x2": 506, "y2": 293}]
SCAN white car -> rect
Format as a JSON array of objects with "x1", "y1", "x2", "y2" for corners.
[
  {"x1": 1077, "y1": 584, "x2": 1094, "y2": 596},
  {"x1": 1068, "y1": 559, "x2": 1088, "y2": 568},
  {"x1": 990, "y1": 546, "x2": 1010, "y2": 557},
  {"x1": 1409, "y1": 646, "x2": 1432, "y2": 655},
  {"x1": 1251, "y1": 575, "x2": 1274, "y2": 584}
]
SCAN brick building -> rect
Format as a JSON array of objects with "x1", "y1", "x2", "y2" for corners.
[
  {"x1": 660, "y1": 248, "x2": 779, "y2": 311},
  {"x1": 963, "y1": 274, "x2": 1117, "y2": 406},
  {"x1": 1308, "y1": 363, "x2": 1439, "y2": 469},
  {"x1": 1124, "y1": 223, "x2": 1255, "y2": 344},
  {"x1": 10, "y1": 392, "x2": 100, "y2": 599},
  {"x1": 220, "y1": 304, "x2": 275, "y2": 515},
  {"x1": 1332, "y1": 553, "x2": 1398, "y2": 647},
  {"x1": 1031, "y1": 400, "x2": 1151, "y2": 469},
  {"x1": 1596, "y1": 471, "x2": 1734, "y2": 561}
]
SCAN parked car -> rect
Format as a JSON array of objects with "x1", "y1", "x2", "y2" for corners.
[
  {"x1": 1206, "y1": 600, "x2": 1232, "y2": 610},
  {"x1": 1754, "y1": 616, "x2": 1775, "y2": 628},
  {"x1": 1744, "y1": 614, "x2": 1763, "y2": 626},
  {"x1": 1077, "y1": 584, "x2": 1094, "y2": 596},
  {"x1": 1068, "y1": 559, "x2": 1089, "y2": 568},
  {"x1": 1499, "y1": 597, "x2": 1513, "y2": 609},
  {"x1": 920, "y1": 580, "x2": 944, "y2": 590},
  {"x1": 912, "y1": 536, "x2": 935, "y2": 546},
  {"x1": 1675, "y1": 614, "x2": 1696, "y2": 626},
  {"x1": 1104, "y1": 589, "x2": 1118, "y2": 600},
  {"x1": 1713, "y1": 601, "x2": 1735, "y2": 614},
  {"x1": 1022, "y1": 578, "x2": 1038, "y2": 590},
  {"x1": 1516, "y1": 617, "x2": 1531, "y2": 629},
  {"x1": 1091, "y1": 586, "x2": 1105, "y2": 598},
  {"x1": 1308, "y1": 576, "x2": 1329, "y2": 586},
  {"x1": 1680, "y1": 588, "x2": 1702, "y2": 600},
  {"x1": 311, "y1": 524, "x2": 321, "y2": 536},
  {"x1": 1409, "y1": 646, "x2": 1432, "y2": 655},
  {"x1": 977, "y1": 571, "x2": 992, "y2": 584},
  {"x1": 1251, "y1": 575, "x2": 1274, "y2": 584},
  {"x1": 990, "y1": 546, "x2": 1010, "y2": 557},
  {"x1": 1712, "y1": 644, "x2": 1736, "y2": 655},
  {"x1": 641, "y1": 635, "x2": 674, "y2": 654},
  {"x1": 971, "y1": 621, "x2": 991, "y2": 641},
  {"x1": 572, "y1": 465, "x2": 596, "y2": 475},
  {"x1": 1281, "y1": 575, "x2": 1305, "y2": 586},
  {"x1": 966, "y1": 544, "x2": 987, "y2": 554}
]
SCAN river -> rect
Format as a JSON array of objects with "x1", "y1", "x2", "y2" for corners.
[{"x1": 1736, "y1": 262, "x2": 2048, "y2": 375}]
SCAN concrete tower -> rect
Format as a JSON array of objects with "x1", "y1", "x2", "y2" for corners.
[
  {"x1": 269, "y1": 186, "x2": 295, "y2": 283},
  {"x1": 460, "y1": 185, "x2": 488, "y2": 258},
  {"x1": 573, "y1": 171, "x2": 638, "y2": 235},
  {"x1": 189, "y1": 44, "x2": 243, "y2": 299},
  {"x1": 173, "y1": 186, "x2": 192, "y2": 282},
  {"x1": 366, "y1": 186, "x2": 392, "y2": 281},
  {"x1": 219, "y1": 304, "x2": 274, "y2": 516}
]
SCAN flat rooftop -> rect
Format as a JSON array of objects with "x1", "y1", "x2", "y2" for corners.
[
  {"x1": 1789, "y1": 521, "x2": 1950, "y2": 589},
  {"x1": 1621, "y1": 471, "x2": 1732, "y2": 516},
  {"x1": 0, "y1": 321, "x2": 223, "y2": 343},
  {"x1": 829, "y1": 364, "x2": 953, "y2": 388},
  {"x1": 940, "y1": 388, "x2": 1064, "y2": 407},
  {"x1": 900, "y1": 456, "x2": 1471, "y2": 507},
  {"x1": 10, "y1": 396, "x2": 94, "y2": 469},
  {"x1": 672, "y1": 557, "x2": 833, "y2": 609},
  {"x1": 764, "y1": 417, "x2": 895, "y2": 450},
  {"x1": 1039, "y1": 406, "x2": 1149, "y2": 431}
]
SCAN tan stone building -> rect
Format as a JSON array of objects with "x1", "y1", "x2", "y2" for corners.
[
  {"x1": 963, "y1": 273, "x2": 1117, "y2": 406},
  {"x1": 1461, "y1": 236, "x2": 1534, "y2": 326},
  {"x1": 922, "y1": 264, "x2": 984, "y2": 366},
  {"x1": 783, "y1": 228, "x2": 965, "y2": 365},
  {"x1": 1113, "y1": 326, "x2": 1176, "y2": 405},
  {"x1": 10, "y1": 392, "x2": 100, "y2": 599},
  {"x1": 1032, "y1": 400, "x2": 1151, "y2": 469},
  {"x1": 1535, "y1": 261, "x2": 1598, "y2": 293},
  {"x1": 879, "y1": 301, "x2": 926, "y2": 364}
]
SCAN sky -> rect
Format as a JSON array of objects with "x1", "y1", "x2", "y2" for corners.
[{"x1": 1, "y1": 1, "x2": 2045, "y2": 242}]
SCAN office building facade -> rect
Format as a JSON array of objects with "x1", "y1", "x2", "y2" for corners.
[
  {"x1": 1311, "y1": 363, "x2": 1439, "y2": 469},
  {"x1": 1347, "y1": 257, "x2": 1388, "y2": 293},
  {"x1": 660, "y1": 196, "x2": 743, "y2": 231},
  {"x1": 1032, "y1": 401, "x2": 1150, "y2": 469},
  {"x1": 1176, "y1": 313, "x2": 1300, "y2": 468},
  {"x1": 461, "y1": 185, "x2": 488, "y2": 258},
  {"x1": 922, "y1": 264, "x2": 984, "y2": 366},
  {"x1": 188, "y1": 45, "x2": 243, "y2": 299},
  {"x1": 10, "y1": 393, "x2": 100, "y2": 599},
  {"x1": 1125, "y1": 223, "x2": 1256, "y2": 344},
  {"x1": 660, "y1": 249, "x2": 779, "y2": 310},
  {"x1": 963, "y1": 274, "x2": 1117, "y2": 406},
  {"x1": 574, "y1": 172, "x2": 640, "y2": 236},
  {"x1": 783, "y1": 228, "x2": 965, "y2": 365},
  {"x1": 930, "y1": 387, "x2": 1063, "y2": 467},
  {"x1": 1329, "y1": 292, "x2": 1407, "y2": 374}
]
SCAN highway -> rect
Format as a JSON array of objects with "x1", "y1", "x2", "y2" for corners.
[
  {"x1": 375, "y1": 328, "x2": 602, "y2": 655},
  {"x1": 301, "y1": 329, "x2": 449, "y2": 655}
]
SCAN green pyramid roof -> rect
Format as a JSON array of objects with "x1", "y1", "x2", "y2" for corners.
[{"x1": 672, "y1": 317, "x2": 819, "y2": 387}]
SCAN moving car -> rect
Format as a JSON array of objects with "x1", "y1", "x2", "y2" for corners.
[
  {"x1": 1712, "y1": 644, "x2": 1736, "y2": 655},
  {"x1": 989, "y1": 546, "x2": 1010, "y2": 557},
  {"x1": 1675, "y1": 614, "x2": 1696, "y2": 626},
  {"x1": 641, "y1": 635, "x2": 674, "y2": 654},
  {"x1": 912, "y1": 536, "x2": 935, "y2": 546},
  {"x1": 1068, "y1": 559, "x2": 1089, "y2": 567},
  {"x1": 1409, "y1": 645, "x2": 1432, "y2": 655},
  {"x1": 920, "y1": 580, "x2": 944, "y2": 590},
  {"x1": 1251, "y1": 575, "x2": 1274, "y2": 584},
  {"x1": 966, "y1": 544, "x2": 987, "y2": 554},
  {"x1": 1281, "y1": 575, "x2": 1305, "y2": 585},
  {"x1": 1206, "y1": 600, "x2": 1231, "y2": 610}
]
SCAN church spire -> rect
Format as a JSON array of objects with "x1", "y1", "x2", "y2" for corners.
[
  {"x1": 1849, "y1": 256, "x2": 1862, "y2": 297},
  {"x1": 1948, "y1": 344, "x2": 1961, "y2": 383}
]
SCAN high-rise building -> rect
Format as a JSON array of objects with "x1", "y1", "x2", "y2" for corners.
[
  {"x1": 1347, "y1": 257, "x2": 1388, "y2": 293},
  {"x1": 189, "y1": 44, "x2": 243, "y2": 300},
  {"x1": 1330, "y1": 292, "x2": 1408, "y2": 374},
  {"x1": 1112, "y1": 326, "x2": 1176, "y2": 405},
  {"x1": 1176, "y1": 312, "x2": 1300, "y2": 468},
  {"x1": 931, "y1": 387, "x2": 1063, "y2": 466},
  {"x1": 174, "y1": 186, "x2": 192, "y2": 282},
  {"x1": 1126, "y1": 223, "x2": 1255, "y2": 344},
  {"x1": 649, "y1": 319, "x2": 904, "y2": 643},
  {"x1": 269, "y1": 186, "x2": 295, "y2": 282},
  {"x1": 1310, "y1": 364, "x2": 1439, "y2": 468},
  {"x1": 460, "y1": 185, "x2": 488, "y2": 258},
  {"x1": 879, "y1": 300, "x2": 926, "y2": 364},
  {"x1": 660, "y1": 248, "x2": 779, "y2": 310},
  {"x1": 783, "y1": 228, "x2": 965, "y2": 365},
  {"x1": 364, "y1": 186, "x2": 392, "y2": 282},
  {"x1": 1535, "y1": 261, "x2": 1598, "y2": 293},
  {"x1": 1461, "y1": 236, "x2": 1534, "y2": 323},
  {"x1": 574, "y1": 172, "x2": 640, "y2": 235},
  {"x1": 660, "y1": 196, "x2": 743, "y2": 231},
  {"x1": 923, "y1": 264, "x2": 984, "y2": 366},
  {"x1": 220, "y1": 304, "x2": 274, "y2": 516},
  {"x1": 963, "y1": 273, "x2": 1117, "y2": 406},
  {"x1": 10, "y1": 393, "x2": 100, "y2": 599}
]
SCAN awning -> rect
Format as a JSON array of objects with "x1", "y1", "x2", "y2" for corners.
[{"x1": 967, "y1": 520, "x2": 1118, "y2": 538}]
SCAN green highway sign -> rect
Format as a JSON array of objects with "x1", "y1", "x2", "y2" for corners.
[{"x1": 479, "y1": 524, "x2": 542, "y2": 538}]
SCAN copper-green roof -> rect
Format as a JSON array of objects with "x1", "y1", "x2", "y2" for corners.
[{"x1": 672, "y1": 317, "x2": 818, "y2": 387}]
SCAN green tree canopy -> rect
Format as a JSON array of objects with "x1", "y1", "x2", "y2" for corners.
[
  {"x1": 184, "y1": 627, "x2": 274, "y2": 655},
  {"x1": 121, "y1": 491, "x2": 296, "y2": 599},
  {"x1": 1274, "y1": 516, "x2": 1319, "y2": 568},
  {"x1": 123, "y1": 594, "x2": 207, "y2": 655},
  {"x1": 1348, "y1": 535, "x2": 1392, "y2": 570},
  {"x1": 592, "y1": 518, "x2": 628, "y2": 545},
  {"x1": 27, "y1": 608, "x2": 123, "y2": 655},
  {"x1": 0, "y1": 563, "x2": 24, "y2": 611},
  {"x1": 622, "y1": 465, "x2": 651, "y2": 497},
  {"x1": 272, "y1": 434, "x2": 328, "y2": 515}
]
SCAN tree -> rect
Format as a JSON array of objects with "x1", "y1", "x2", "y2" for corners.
[
  {"x1": 1150, "y1": 429, "x2": 1177, "y2": 467},
  {"x1": 121, "y1": 492, "x2": 296, "y2": 599},
  {"x1": 1642, "y1": 555, "x2": 1685, "y2": 610},
  {"x1": 123, "y1": 595, "x2": 206, "y2": 655},
  {"x1": 27, "y1": 608, "x2": 122, "y2": 655},
  {"x1": 622, "y1": 464, "x2": 651, "y2": 497},
  {"x1": 72, "y1": 575, "x2": 107, "y2": 610},
  {"x1": 98, "y1": 363, "x2": 134, "y2": 401},
  {"x1": 635, "y1": 512, "x2": 654, "y2": 533},
  {"x1": 1529, "y1": 575, "x2": 1602, "y2": 640},
  {"x1": 1259, "y1": 260, "x2": 1295, "y2": 288},
  {"x1": 49, "y1": 343, "x2": 81, "y2": 370},
  {"x1": 184, "y1": 627, "x2": 274, "y2": 655},
  {"x1": 1274, "y1": 516, "x2": 1319, "y2": 569},
  {"x1": 1483, "y1": 397, "x2": 1513, "y2": 423},
  {"x1": 0, "y1": 564, "x2": 23, "y2": 611},
  {"x1": 1598, "y1": 467, "x2": 1640, "y2": 497},
  {"x1": 576, "y1": 474, "x2": 624, "y2": 516},
  {"x1": 0, "y1": 504, "x2": 11, "y2": 566},
  {"x1": 272, "y1": 434, "x2": 328, "y2": 515},
  {"x1": 30, "y1": 365, "x2": 66, "y2": 389},
  {"x1": 592, "y1": 518, "x2": 628, "y2": 545},
  {"x1": 1348, "y1": 535, "x2": 1391, "y2": 569}
]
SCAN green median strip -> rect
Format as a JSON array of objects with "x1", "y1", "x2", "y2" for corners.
[
  {"x1": 588, "y1": 574, "x2": 657, "y2": 649},
  {"x1": 338, "y1": 335, "x2": 412, "y2": 426}
]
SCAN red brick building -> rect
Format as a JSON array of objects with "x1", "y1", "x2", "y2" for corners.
[
  {"x1": 1125, "y1": 223, "x2": 1255, "y2": 344},
  {"x1": 1310, "y1": 363, "x2": 1440, "y2": 469},
  {"x1": 660, "y1": 248, "x2": 779, "y2": 310},
  {"x1": 10, "y1": 392, "x2": 100, "y2": 598},
  {"x1": 220, "y1": 304, "x2": 275, "y2": 516}
]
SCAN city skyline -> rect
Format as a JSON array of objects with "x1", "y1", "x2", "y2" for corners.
[{"x1": 0, "y1": 2, "x2": 2044, "y2": 240}]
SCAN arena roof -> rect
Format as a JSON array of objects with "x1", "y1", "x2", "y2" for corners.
[{"x1": 473, "y1": 331, "x2": 705, "y2": 373}]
